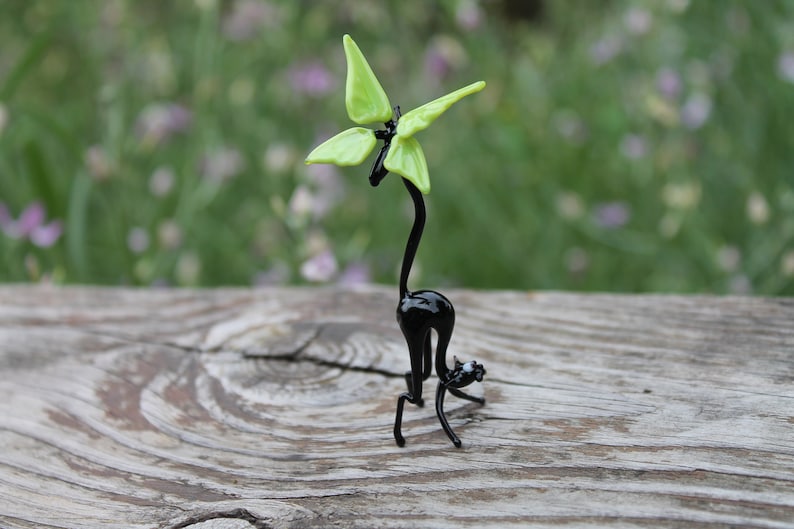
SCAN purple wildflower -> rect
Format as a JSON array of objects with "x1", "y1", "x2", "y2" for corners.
[
  {"x1": 127, "y1": 227, "x2": 150, "y2": 254},
  {"x1": 589, "y1": 37, "x2": 623, "y2": 66},
  {"x1": 288, "y1": 185, "x2": 315, "y2": 218},
  {"x1": 263, "y1": 143, "x2": 296, "y2": 173},
  {"x1": 424, "y1": 36, "x2": 466, "y2": 81},
  {"x1": 680, "y1": 93, "x2": 712, "y2": 129},
  {"x1": 254, "y1": 261, "x2": 290, "y2": 286},
  {"x1": 777, "y1": 52, "x2": 794, "y2": 84},
  {"x1": 425, "y1": 50, "x2": 449, "y2": 80},
  {"x1": 656, "y1": 67, "x2": 682, "y2": 100},
  {"x1": 552, "y1": 110, "x2": 588, "y2": 144},
  {"x1": 456, "y1": 0, "x2": 483, "y2": 30},
  {"x1": 149, "y1": 166, "x2": 175, "y2": 197},
  {"x1": 200, "y1": 147, "x2": 244, "y2": 183},
  {"x1": 222, "y1": 0, "x2": 277, "y2": 42},
  {"x1": 305, "y1": 164, "x2": 345, "y2": 219},
  {"x1": 15, "y1": 202, "x2": 45, "y2": 236},
  {"x1": 300, "y1": 249, "x2": 338, "y2": 283},
  {"x1": 624, "y1": 7, "x2": 653, "y2": 35},
  {"x1": 288, "y1": 62, "x2": 334, "y2": 97},
  {"x1": 338, "y1": 261, "x2": 371, "y2": 286},
  {"x1": 593, "y1": 202, "x2": 631, "y2": 229},
  {"x1": 136, "y1": 103, "x2": 192, "y2": 146},
  {"x1": 30, "y1": 222, "x2": 63, "y2": 247},
  {"x1": 619, "y1": 134, "x2": 648, "y2": 159},
  {"x1": 0, "y1": 201, "x2": 63, "y2": 247}
]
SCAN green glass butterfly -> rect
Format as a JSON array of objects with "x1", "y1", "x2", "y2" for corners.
[{"x1": 305, "y1": 34, "x2": 485, "y2": 194}]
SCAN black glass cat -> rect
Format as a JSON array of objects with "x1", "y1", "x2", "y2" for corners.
[
  {"x1": 370, "y1": 107, "x2": 486, "y2": 448},
  {"x1": 305, "y1": 35, "x2": 487, "y2": 447}
]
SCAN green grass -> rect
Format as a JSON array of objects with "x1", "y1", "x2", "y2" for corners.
[{"x1": 1, "y1": 0, "x2": 793, "y2": 294}]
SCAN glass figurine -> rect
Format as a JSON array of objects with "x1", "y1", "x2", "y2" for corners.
[{"x1": 306, "y1": 34, "x2": 486, "y2": 448}]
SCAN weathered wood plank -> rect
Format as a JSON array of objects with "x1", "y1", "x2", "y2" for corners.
[{"x1": 0, "y1": 285, "x2": 792, "y2": 528}]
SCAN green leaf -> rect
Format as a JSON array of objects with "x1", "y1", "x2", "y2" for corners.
[
  {"x1": 66, "y1": 171, "x2": 92, "y2": 281},
  {"x1": 23, "y1": 140, "x2": 58, "y2": 216},
  {"x1": 0, "y1": 29, "x2": 52, "y2": 100},
  {"x1": 384, "y1": 135, "x2": 430, "y2": 194},
  {"x1": 343, "y1": 34, "x2": 392, "y2": 125},
  {"x1": 397, "y1": 80, "x2": 486, "y2": 138},
  {"x1": 305, "y1": 127, "x2": 377, "y2": 166}
]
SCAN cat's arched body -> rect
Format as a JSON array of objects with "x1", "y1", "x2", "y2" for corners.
[
  {"x1": 393, "y1": 288, "x2": 485, "y2": 448},
  {"x1": 387, "y1": 173, "x2": 486, "y2": 448},
  {"x1": 396, "y1": 289, "x2": 455, "y2": 410}
]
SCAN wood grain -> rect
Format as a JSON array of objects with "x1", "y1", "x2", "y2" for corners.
[{"x1": 0, "y1": 285, "x2": 792, "y2": 528}]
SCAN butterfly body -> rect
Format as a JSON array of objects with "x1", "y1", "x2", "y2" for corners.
[{"x1": 369, "y1": 106, "x2": 401, "y2": 187}]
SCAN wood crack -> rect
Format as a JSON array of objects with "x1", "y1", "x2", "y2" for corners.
[
  {"x1": 167, "y1": 508, "x2": 271, "y2": 529},
  {"x1": 255, "y1": 350, "x2": 403, "y2": 379},
  {"x1": 238, "y1": 322, "x2": 404, "y2": 378}
]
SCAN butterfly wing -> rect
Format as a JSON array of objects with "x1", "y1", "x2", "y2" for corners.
[
  {"x1": 305, "y1": 127, "x2": 378, "y2": 166},
  {"x1": 396, "y1": 80, "x2": 485, "y2": 138},
  {"x1": 343, "y1": 34, "x2": 393, "y2": 125},
  {"x1": 383, "y1": 135, "x2": 430, "y2": 194}
]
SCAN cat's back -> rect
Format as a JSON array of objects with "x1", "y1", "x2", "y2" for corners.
[{"x1": 397, "y1": 289, "x2": 455, "y2": 330}]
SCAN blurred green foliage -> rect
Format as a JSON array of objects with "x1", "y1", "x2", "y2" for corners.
[{"x1": 1, "y1": 0, "x2": 793, "y2": 294}]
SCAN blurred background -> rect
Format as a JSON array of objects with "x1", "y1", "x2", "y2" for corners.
[{"x1": 1, "y1": 0, "x2": 793, "y2": 294}]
